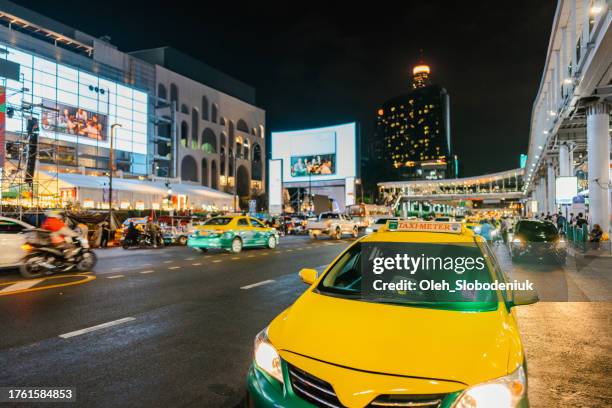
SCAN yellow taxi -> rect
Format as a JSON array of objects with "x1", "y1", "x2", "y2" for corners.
[{"x1": 247, "y1": 220, "x2": 536, "y2": 407}]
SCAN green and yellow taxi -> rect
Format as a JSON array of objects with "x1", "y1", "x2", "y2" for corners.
[
  {"x1": 187, "y1": 215, "x2": 279, "y2": 253},
  {"x1": 247, "y1": 220, "x2": 536, "y2": 407}
]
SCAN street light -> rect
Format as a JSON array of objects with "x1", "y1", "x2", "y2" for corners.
[{"x1": 108, "y1": 123, "x2": 122, "y2": 228}]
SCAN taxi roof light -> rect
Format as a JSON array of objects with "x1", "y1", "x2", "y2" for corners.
[{"x1": 386, "y1": 220, "x2": 463, "y2": 234}]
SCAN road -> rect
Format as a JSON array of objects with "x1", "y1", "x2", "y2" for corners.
[{"x1": 0, "y1": 236, "x2": 610, "y2": 407}]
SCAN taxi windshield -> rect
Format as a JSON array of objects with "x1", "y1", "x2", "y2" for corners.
[
  {"x1": 317, "y1": 241, "x2": 499, "y2": 311},
  {"x1": 203, "y1": 217, "x2": 233, "y2": 226}
]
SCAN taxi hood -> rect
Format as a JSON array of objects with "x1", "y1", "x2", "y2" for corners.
[{"x1": 269, "y1": 290, "x2": 515, "y2": 386}]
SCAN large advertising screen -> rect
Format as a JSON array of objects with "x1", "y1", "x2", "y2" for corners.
[
  {"x1": 1, "y1": 44, "x2": 148, "y2": 155},
  {"x1": 41, "y1": 99, "x2": 108, "y2": 142},
  {"x1": 271, "y1": 122, "x2": 356, "y2": 183},
  {"x1": 290, "y1": 153, "x2": 335, "y2": 177}
]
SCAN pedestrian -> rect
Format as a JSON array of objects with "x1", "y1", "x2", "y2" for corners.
[
  {"x1": 589, "y1": 224, "x2": 603, "y2": 242},
  {"x1": 479, "y1": 219, "x2": 493, "y2": 243},
  {"x1": 575, "y1": 213, "x2": 587, "y2": 228},
  {"x1": 100, "y1": 221, "x2": 110, "y2": 248}
]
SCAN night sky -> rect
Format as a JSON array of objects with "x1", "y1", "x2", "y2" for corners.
[{"x1": 15, "y1": 0, "x2": 556, "y2": 177}]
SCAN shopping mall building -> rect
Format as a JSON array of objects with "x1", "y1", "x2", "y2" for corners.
[{"x1": 0, "y1": 0, "x2": 265, "y2": 212}]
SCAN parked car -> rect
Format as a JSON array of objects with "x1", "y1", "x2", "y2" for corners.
[
  {"x1": 0, "y1": 216, "x2": 35, "y2": 268},
  {"x1": 162, "y1": 225, "x2": 190, "y2": 246},
  {"x1": 510, "y1": 219, "x2": 566, "y2": 264},
  {"x1": 307, "y1": 212, "x2": 358, "y2": 240}
]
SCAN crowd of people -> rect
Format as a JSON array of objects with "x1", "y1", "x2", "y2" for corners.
[{"x1": 534, "y1": 211, "x2": 603, "y2": 242}]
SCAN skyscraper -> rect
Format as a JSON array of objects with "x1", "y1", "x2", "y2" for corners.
[{"x1": 368, "y1": 62, "x2": 452, "y2": 183}]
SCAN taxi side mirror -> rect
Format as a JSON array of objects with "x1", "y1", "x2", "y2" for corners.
[
  {"x1": 298, "y1": 268, "x2": 317, "y2": 285},
  {"x1": 511, "y1": 290, "x2": 539, "y2": 307}
]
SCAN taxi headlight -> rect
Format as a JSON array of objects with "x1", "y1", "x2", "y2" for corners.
[
  {"x1": 365, "y1": 227, "x2": 374, "y2": 234},
  {"x1": 453, "y1": 365, "x2": 526, "y2": 408},
  {"x1": 473, "y1": 227, "x2": 481, "y2": 234},
  {"x1": 254, "y1": 328, "x2": 283, "y2": 384}
]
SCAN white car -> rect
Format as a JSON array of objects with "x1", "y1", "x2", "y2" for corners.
[
  {"x1": 364, "y1": 217, "x2": 403, "y2": 234},
  {"x1": 0, "y1": 216, "x2": 34, "y2": 268},
  {"x1": 307, "y1": 212, "x2": 359, "y2": 239}
]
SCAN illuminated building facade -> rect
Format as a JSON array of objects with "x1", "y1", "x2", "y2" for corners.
[{"x1": 369, "y1": 63, "x2": 452, "y2": 183}]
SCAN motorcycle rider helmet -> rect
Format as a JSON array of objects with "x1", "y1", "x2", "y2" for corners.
[{"x1": 45, "y1": 209, "x2": 63, "y2": 219}]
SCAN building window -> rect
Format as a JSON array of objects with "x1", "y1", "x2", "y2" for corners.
[
  {"x1": 191, "y1": 108, "x2": 199, "y2": 149},
  {"x1": 251, "y1": 143, "x2": 262, "y2": 181},
  {"x1": 181, "y1": 155, "x2": 198, "y2": 182},
  {"x1": 211, "y1": 160, "x2": 218, "y2": 190},
  {"x1": 201, "y1": 128, "x2": 217, "y2": 153},
  {"x1": 180, "y1": 121, "x2": 189, "y2": 147},
  {"x1": 201, "y1": 158, "x2": 208, "y2": 187},
  {"x1": 157, "y1": 84, "x2": 167, "y2": 100},
  {"x1": 170, "y1": 83, "x2": 179, "y2": 110},
  {"x1": 237, "y1": 119, "x2": 249, "y2": 133},
  {"x1": 211, "y1": 104, "x2": 218, "y2": 123},
  {"x1": 181, "y1": 104, "x2": 189, "y2": 114},
  {"x1": 201, "y1": 96, "x2": 209, "y2": 121}
]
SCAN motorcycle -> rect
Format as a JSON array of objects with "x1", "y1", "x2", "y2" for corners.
[
  {"x1": 20, "y1": 229, "x2": 98, "y2": 279},
  {"x1": 122, "y1": 232, "x2": 157, "y2": 249}
]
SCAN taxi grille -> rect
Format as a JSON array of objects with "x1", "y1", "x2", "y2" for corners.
[
  {"x1": 367, "y1": 393, "x2": 448, "y2": 407},
  {"x1": 287, "y1": 363, "x2": 345, "y2": 408}
]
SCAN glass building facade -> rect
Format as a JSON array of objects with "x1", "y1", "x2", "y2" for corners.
[{"x1": 1, "y1": 43, "x2": 150, "y2": 174}]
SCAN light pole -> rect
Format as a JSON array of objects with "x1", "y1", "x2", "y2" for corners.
[{"x1": 108, "y1": 123, "x2": 122, "y2": 228}]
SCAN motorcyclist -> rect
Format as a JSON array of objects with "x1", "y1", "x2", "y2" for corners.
[
  {"x1": 41, "y1": 210, "x2": 79, "y2": 259},
  {"x1": 125, "y1": 221, "x2": 139, "y2": 245}
]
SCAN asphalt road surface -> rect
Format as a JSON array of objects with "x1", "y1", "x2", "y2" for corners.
[{"x1": 0, "y1": 236, "x2": 610, "y2": 407}]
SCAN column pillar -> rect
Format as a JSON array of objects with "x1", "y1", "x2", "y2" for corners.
[
  {"x1": 559, "y1": 143, "x2": 571, "y2": 177},
  {"x1": 540, "y1": 176, "x2": 547, "y2": 215},
  {"x1": 547, "y1": 160, "x2": 557, "y2": 214},
  {"x1": 586, "y1": 102, "x2": 610, "y2": 231}
]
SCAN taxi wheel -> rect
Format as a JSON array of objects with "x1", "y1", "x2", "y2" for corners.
[
  {"x1": 178, "y1": 236, "x2": 188, "y2": 246},
  {"x1": 352, "y1": 227, "x2": 359, "y2": 238},
  {"x1": 334, "y1": 227, "x2": 342, "y2": 240},
  {"x1": 267, "y1": 235, "x2": 277, "y2": 249},
  {"x1": 231, "y1": 237, "x2": 243, "y2": 253}
]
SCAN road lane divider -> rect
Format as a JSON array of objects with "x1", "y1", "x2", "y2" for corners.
[
  {"x1": 192, "y1": 263, "x2": 202, "y2": 266},
  {"x1": 59, "y1": 317, "x2": 136, "y2": 339},
  {"x1": 240, "y1": 279, "x2": 275, "y2": 290},
  {"x1": 168, "y1": 266, "x2": 180, "y2": 270},
  {"x1": 212, "y1": 260, "x2": 222, "y2": 263},
  {"x1": 231, "y1": 257, "x2": 239, "y2": 260},
  {"x1": 140, "y1": 270, "x2": 155, "y2": 274},
  {"x1": 0, "y1": 273, "x2": 96, "y2": 297},
  {"x1": 107, "y1": 275, "x2": 124, "y2": 279}
]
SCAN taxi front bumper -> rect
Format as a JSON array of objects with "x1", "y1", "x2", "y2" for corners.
[{"x1": 246, "y1": 362, "x2": 529, "y2": 408}]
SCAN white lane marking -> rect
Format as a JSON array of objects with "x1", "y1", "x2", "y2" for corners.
[
  {"x1": 140, "y1": 270, "x2": 154, "y2": 274},
  {"x1": 142, "y1": 263, "x2": 152, "y2": 266},
  {"x1": 261, "y1": 253, "x2": 269, "y2": 256},
  {"x1": 231, "y1": 257, "x2": 240, "y2": 260},
  {"x1": 240, "y1": 279, "x2": 275, "y2": 290},
  {"x1": 107, "y1": 275, "x2": 124, "y2": 279},
  {"x1": 0, "y1": 279, "x2": 44, "y2": 293},
  {"x1": 247, "y1": 255, "x2": 255, "y2": 258},
  {"x1": 168, "y1": 266, "x2": 180, "y2": 270},
  {"x1": 59, "y1": 317, "x2": 136, "y2": 339},
  {"x1": 192, "y1": 263, "x2": 202, "y2": 266},
  {"x1": 163, "y1": 260, "x2": 173, "y2": 264},
  {"x1": 212, "y1": 259, "x2": 222, "y2": 263},
  {"x1": 185, "y1": 257, "x2": 195, "y2": 261},
  {"x1": 286, "y1": 249, "x2": 294, "y2": 252}
]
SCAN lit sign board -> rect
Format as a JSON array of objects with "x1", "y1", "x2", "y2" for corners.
[{"x1": 556, "y1": 176, "x2": 577, "y2": 205}]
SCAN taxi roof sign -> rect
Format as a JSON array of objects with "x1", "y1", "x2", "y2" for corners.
[{"x1": 386, "y1": 220, "x2": 463, "y2": 234}]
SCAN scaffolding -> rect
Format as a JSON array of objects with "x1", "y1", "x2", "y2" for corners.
[{"x1": 0, "y1": 78, "x2": 63, "y2": 220}]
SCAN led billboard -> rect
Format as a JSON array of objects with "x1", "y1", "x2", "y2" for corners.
[
  {"x1": 271, "y1": 122, "x2": 356, "y2": 183},
  {"x1": 1, "y1": 44, "x2": 148, "y2": 155}
]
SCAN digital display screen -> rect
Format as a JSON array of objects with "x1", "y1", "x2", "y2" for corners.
[
  {"x1": 41, "y1": 99, "x2": 108, "y2": 142},
  {"x1": 290, "y1": 153, "x2": 336, "y2": 177}
]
